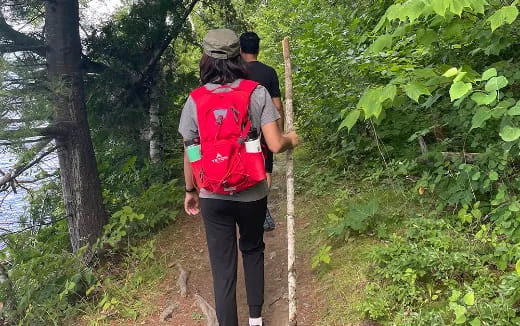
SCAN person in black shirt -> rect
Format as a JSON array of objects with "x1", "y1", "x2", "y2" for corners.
[{"x1": 240, "y1": 32, "x2": 284, "y2": 232}]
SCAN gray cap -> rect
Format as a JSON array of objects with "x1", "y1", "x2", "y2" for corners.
[{"x1": 203, "y1": 29, "x2": 240, "y2": 59}]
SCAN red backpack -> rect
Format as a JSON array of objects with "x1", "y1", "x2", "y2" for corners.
[{"x1": 189, "y1": 79, "x2": 266, "y2": 195}]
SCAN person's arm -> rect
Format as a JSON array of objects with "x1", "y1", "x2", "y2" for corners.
[
  {"x1": 183, "y1": 143, "x2": 200, "y2": 216},
  {"x1": 179, "y1": 95, "x2": 200, "y2": 216},
  {"x1": 272, "y1": 97, "x2": 284, "y2": 132},
  {"x1": 261, "y1": 121, "x2": 298, "y2": 153}
]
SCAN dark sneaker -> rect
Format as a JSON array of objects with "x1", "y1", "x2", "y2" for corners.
[{"x1": 263, "y1": 208, "x2": 276, "y2": 232}]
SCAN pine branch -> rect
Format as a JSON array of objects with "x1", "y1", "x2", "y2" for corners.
[
  {"x1": 0, "y1": 9, "x2": 107, "y2": 73},
  {"x1": 0, "y1": 43, "x2": 46, "y2": 53},
  {"x1": 0, "y1": 136, "x2": 50, "y2": 146},
  {"x1": 0, "y1": 142, "x2": 56, "y2": 191},
  {"x1": 0, "y1": 10, "x2": 45, "y2": 57},
  {"x1": 1, "y1": 122, "x2": 74, "y2": 139}
]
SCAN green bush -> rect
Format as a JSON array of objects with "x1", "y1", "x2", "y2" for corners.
[
  {"x1": 0, "y1": 175, "x2": 183, "y2": 325},
  {"x1": 0, "y1": 221, "x2": 95, "y2": 325},
  {"x1": 363, "y1": 218, "x2": 520, "y2": 326}
]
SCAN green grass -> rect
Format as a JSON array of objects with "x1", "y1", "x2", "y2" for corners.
[
  {"x1": 295, "y1": 186, "x2": 384, "y2": 325},
  {"x1": 77, "y1": 239, "x2": 168, "y2": 326},
  {"x1": 316, "y1": 238, "x2": 379, "y2": 326}
]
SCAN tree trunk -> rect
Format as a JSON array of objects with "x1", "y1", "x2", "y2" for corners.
[
  {"x1": 149, "y1": 68, "x2": 162, "y2": 163},
  {"x1": 418, "y1": 136, "x2": 428, "y2": 155},
  {"x1": 45, "y1": 0, "x2": 107, "y2": 253}
]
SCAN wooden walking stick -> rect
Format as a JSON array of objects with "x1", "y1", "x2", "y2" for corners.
[{"x1": 282, "y1": 37, "x2": 297, "y2": 326}]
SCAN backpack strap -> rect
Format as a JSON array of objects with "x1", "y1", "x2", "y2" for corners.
[
  {"x1": 232, "y1": 80, "x2": 259, "y2": 140},
  {"x1": 190, "y1": 85, "x2": 211, "y2": 103},
  {"x1": 236, "y1": 80, "x2": 260, "y2": 139}
]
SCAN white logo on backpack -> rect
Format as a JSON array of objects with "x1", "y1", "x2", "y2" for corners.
[{"x1": 212, "y1": 153, "x2": 229, "y2": 164}]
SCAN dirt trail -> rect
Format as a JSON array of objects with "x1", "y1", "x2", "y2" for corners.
[{"x1": 129, "y1": 161, "x2": 322, "y2": 326}]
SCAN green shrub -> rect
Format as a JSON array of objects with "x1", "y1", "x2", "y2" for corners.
[
  {"x1": 0, "y1": 221, "x2": 95, "y2": 325},
  {"x1": 363, "y1": 218, "x2": 520, "y2": 325}
]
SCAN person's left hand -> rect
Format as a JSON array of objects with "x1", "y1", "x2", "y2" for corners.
[{"x1": 184, "y1": 192, "x2": 200, "y2": 215}]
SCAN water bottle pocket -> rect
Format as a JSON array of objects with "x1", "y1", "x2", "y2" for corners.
[
  {"x1": 244, "y1": 137, "x2": 262, "y2": 153},
  {"x1": 186, "y1": 144, "x2": 201, "y2": 162}
]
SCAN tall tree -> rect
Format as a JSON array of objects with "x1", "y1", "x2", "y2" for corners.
[
  {"x1": 44, "y1": 0, "x2": 107, "y2": 252},
  {"x1": 0, "y1": 0, "x2": 201, "y2": 252},
  {"x1": 0, "y1": 0, "x2": 108, "y2": 252}
]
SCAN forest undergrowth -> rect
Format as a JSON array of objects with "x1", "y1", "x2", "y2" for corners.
[
  {"x1": 4, "y1": 0, "x2": 520, "y2": 325},
  {"x1": 297, "y1": 146, "x2": 520, "y2": 326}
]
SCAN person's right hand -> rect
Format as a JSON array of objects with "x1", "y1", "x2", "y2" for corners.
[{"x1": 286, "y1": 131, "x2": 299, "y2": 148}]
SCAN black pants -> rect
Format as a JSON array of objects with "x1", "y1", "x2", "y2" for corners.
[{"x1": 200, "y1": 197, "x2": 267, "y2": 326}]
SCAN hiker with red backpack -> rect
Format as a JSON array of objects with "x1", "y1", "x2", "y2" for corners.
[{"x1": 178, "y1": 29, "x2": 298, "y2": 326}]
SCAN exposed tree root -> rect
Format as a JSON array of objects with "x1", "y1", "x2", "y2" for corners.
[
  {"x1": 177, "y1": 264, "x2": 189, "y2": 297},
  {"x1": 195, "y1": 294, "x2": 218, "y2": 326}
]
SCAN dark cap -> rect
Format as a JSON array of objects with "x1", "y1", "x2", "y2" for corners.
[{"x1": 203, "y1": 29, "x2": 240, "y2": 59}]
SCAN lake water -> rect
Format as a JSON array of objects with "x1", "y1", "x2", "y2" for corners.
[
  {"x1": 0, "y1": 148, "x2": 26, "y2": 231},
  {"x1": 0, "y1": 146, "x2": 58, "y2": 233}
]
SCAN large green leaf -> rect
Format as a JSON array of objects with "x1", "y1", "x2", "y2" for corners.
[
  {"x1": 499, "y1": 125, "x2": 520, "y2": 142},
  {"x1": 357, "y1": 85, "x2": 396, "y2": 119},
  {"x1": 386, "y1": 4, "x2": 404, "y2": 21},
  {"x1": 451, "y1": 302, "x2": 467, "y2": 324},
  {"x1": 485, "y1": 76, "x2": 508, "y2": 91},
  {"x1": 402, "y1": 0, "x2": 426, "y2": 23},
  {"x1": 471, "y1": 107, "x2": 492, "y2": 129},
  {"x1": 431, "y1": 0, "x2": 450, "y2": 16},
  {"x1": 344, "y1": 199, "x2": 379, "y2": 232},
  {"x1": 338, "y1": 109, "x2": 361, "y2": 132},
  {"x1": 481, "y1": 68, "x2": 497, "y2": 81},
  {"x1": 404, "y1": 82, "x2": 431, "y2": 102},
  {"x1": 449, "y1": 0, "x2": 471, "y2": 16},
  {"x1": 463, "y1": 292, "x2": 475, "y2": 306},
  {"x1": 454, "y1": 71, "x2": 467, "y2": 82},
  {"x1": 450, "y1": 81, "x2": 472, "y2": 101},
  {"x1": 357, "y1": 88, "x2": 383, "y2": 118},
  {"x1": 469, "y1": 318, "x2": 481, "y2": 326},
  {"x1": 487, "y1": 5, "x2": 519, "y2": 32},
  {"x1": 467, "y1": 0, "x2": 488, "y2": 14},
  {"x1": 443, "y1": 67, "x2": 459, "y2": 77},
  {"x1": 370, "y1": 34, "x2": 393, "y2": 53},
  {"x1": 471, "y1": 91, "x2": 496, "y2": 105},
  {"x1": 508, "y1": 101, "x2": 520, "y2": 116},
  {"x1": 380, "y1": 84, "x2": 397, "y2": 102}
]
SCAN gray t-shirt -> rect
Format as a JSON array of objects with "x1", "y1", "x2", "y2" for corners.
[{"x1": 178, "y1": 79, "x2": 281, "y2": 202}]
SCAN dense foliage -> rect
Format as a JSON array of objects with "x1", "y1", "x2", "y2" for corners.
[
  {"x1": 5, "y1": 0, "x2": 520, "y2": 324},
  {"x1": 249, "y1": 0, "x2": 520, "y2": 324}
]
